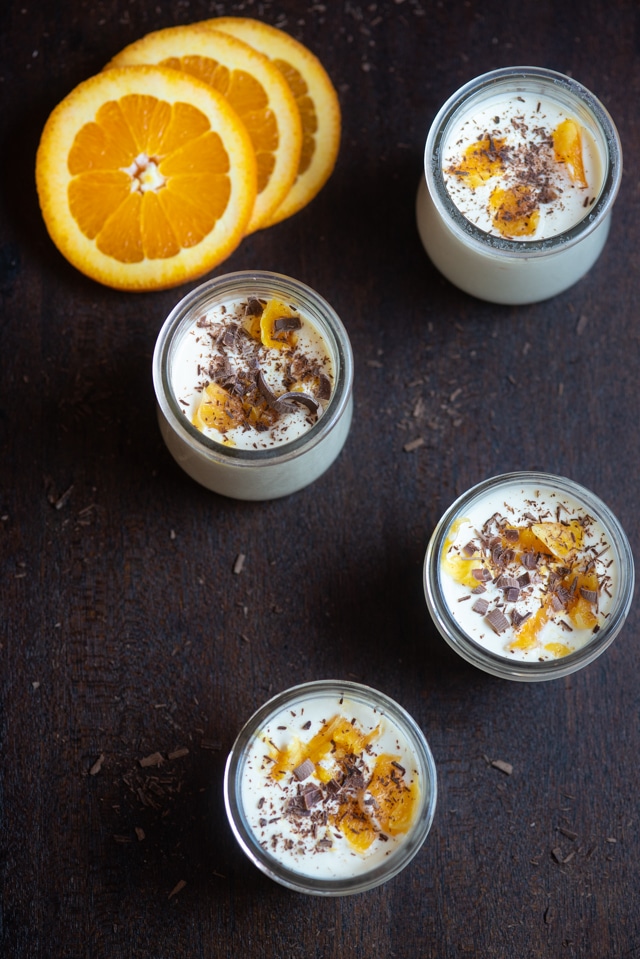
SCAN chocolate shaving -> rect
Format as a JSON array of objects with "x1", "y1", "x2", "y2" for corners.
[
  {"x1": 472, "y1": 597, "x2": 489, "y2": 615},
  {"x1": 485, "y1": 608, "x2": 510, "y2": 634},
  {"x1": 580, "y1": 587, "x2": 598, "y2": 604},
  {"x1": 256, "y1": 369, "x2": 319, "y2": 415},
  {"x1": 316, "y1": 372, "x2": 332, "y2": 401},
  {"x1": 495, "y1": 575, "x2": 520, "y2": 590},
  {"x1": 275, "y1": 391, "x2": 320, "y2": 415},
  {"x1": 273, "y1": 314, "x2": 302, "y2": 332},
  {"x1": 302, "y1": 784, "x2": 323, "y2": 809},
  {"x1": 510, "y1": 609, "x2": 532, "y2": 628},
  {"x1": 292, "y1": 758, "x2": 315, "y2": 782},
  {"x1": 244, "y1": 297, "x2": 263, "y2": 316}
]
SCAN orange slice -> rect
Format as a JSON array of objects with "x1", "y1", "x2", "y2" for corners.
[
  {"x1": 106, "y1": 25, "x2": 302, "y2": 233},
  {"x1": 206, "y1": 16, "x2": 341, "y2": 225},
  {"x1": 530, "y1": 520, "x2": 583, "y2": 559},
  {"x1": 553, "y1": 118, "x2": 588, "y2": 188},
  {"x1": 35, "y1": 65, "x2": 257, "y2": 291}
]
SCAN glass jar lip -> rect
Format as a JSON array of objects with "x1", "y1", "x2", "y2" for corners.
[
  {"x1": 152, "y1": 270, "x2": 354, "y2": 465},
  {"x1": 223, "y1": 679, "x2": 438, "y2": 896},
  {"x1": 424, "y1": 66, "x2": 623, "y2": 258},
  {"x1": 423, "y1": 471, "x2": 635, "y2": 682}
]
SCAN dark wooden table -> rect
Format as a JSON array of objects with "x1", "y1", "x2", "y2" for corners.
[{"x1": 2, "y1": 1, "x2": 639, "y2": 956}]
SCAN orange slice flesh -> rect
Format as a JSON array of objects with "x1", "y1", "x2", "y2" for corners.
[
  {"x1": 448, "y1": 135, "x2": 506, "y2": 189},
  {"x1": 489, "y1": 184, "x2": 540, "y2": 237},
  {"x1": 267, "y1": 715, "x2": 378, "y2": 781},
  {"x1": 35, "y1": 65, "x2": 256, "y2": 291},
  {"x1": 193, "y1": 381, "x2": 243, "y2": 433},
  {"x1": 553, "y1": 118, "x2": 588, "y2": 188},
  {"x1": 206, "y1": 16, "x2": 341, "y2": 225},
  {"x1": 106, "y1": 25, "x2": 302, "y2": 233},
  {"x1": 530, "y1": 520, "x2": 583, "y2": 559}
]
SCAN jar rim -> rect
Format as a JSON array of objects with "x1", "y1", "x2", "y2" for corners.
[
  {"x1": 152, "y1": 270, "x2": 354, "y2": 467},
  {"x1": 223, "y1": 679, "x2": 438, "y2": 895},
  {"x1": 424, "y1": 66, "x2": 623, "y2": 258},
  {"x1": 423, "y1": 471, "x2": 635, "y2": 682}
]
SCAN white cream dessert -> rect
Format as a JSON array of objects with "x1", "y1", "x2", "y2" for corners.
[
  {"x1": 439, "y1": 481, "x2": 617, "y2": 662},
  {"x1": 239, "y1": 694, "x2": 422, "y2": 879},
  {"x1": 416, "y1": 68, "x2": 622, "y2": 304},
  {"x1": 171, "y1": 295, "x2": 334, "y2": 450},
  {"x1": 442, "y1": 93, "x2": 604, "y2": 240}
]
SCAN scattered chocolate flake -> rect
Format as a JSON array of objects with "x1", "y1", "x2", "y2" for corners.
[
  {"x1": 89, "y1": 754, "x2": 105, "y2": 776},
  {"x1": 135, "y1": 826, "x2": 146, "y2": 842},
  {"x1": 257, "y1": 369, "x2": 319, "y2": 415},
  {"x1": 292, "y1": 758, "x2": 315, "y2": 782},
  {"x1": 510, "y1": 609, "x2": 532, "y2": 628},
  {"x1": 45, "y1": 478, "x2": 75, "y2": 510},
  {"x1": 403, "y1": 437, "x2": 425, "y2": 452},
  {"x1": 485, "y1": 608, "x2": 510, "y2": 634},
  {"x1": 557, "y1": 827, "x2": 578, "y2": 840},
  {"x1": 580, "y1": 587, "x2": 598, "y2": 604},
  {"x1": 168, "y1": 879, "x2": 187, "y2": 900},
  {"x1": 275, "y1": 390, "x2": 320, "y2": 415},
  {"x1": 472, "y1": 568, "x2": 492, "y2": 582},
  {"x1": 302, "y1": 785, "x2": 323, "y2": 809},
  {"x1": 576, "y1": 314, "x2": 589, "y2": 335},
  {"x1": 491, "y1": 759, "x2": 513, "y2": 775},
  {"x1": 139, "y1": 752, "x2": 164, "y2": 768},
  {"x1": 168, "y1": 747, "x2": 189, "y2": 761},
  {"x1": 244, "y1": 297, "x2": 263, "y2": 316},
  {"x1": 273, "y1": 314, "x2": 302, "y2": 333},
  {"x1": 495, "y1": 575, "x2": 520, "y2": 591},
  {"x1": 472, "y1": 597, "x2": 489, "y2": 615}
]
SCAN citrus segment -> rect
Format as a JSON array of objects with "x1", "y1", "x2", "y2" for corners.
[
  {"x1": 35, "y1": 65, "x2": 256, "y2": 290},
  {"x1": 206, "y1": 17, "x2": 341, "y2": 225},
  {"x1": 105, "y1": 25, "x2": 302, "y2": 232}
]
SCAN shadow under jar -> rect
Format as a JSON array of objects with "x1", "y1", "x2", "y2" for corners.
[
  {"x1": 153, "y1": 270, "x2": 354, "y2": 500},
  {"x1": 416, "y1": 67, "x2": 622, "y2": 304}
]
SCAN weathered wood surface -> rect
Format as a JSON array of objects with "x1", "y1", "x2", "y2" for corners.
[{"x1": 1, "y1": 1, "x2": 639, "y2": 956}]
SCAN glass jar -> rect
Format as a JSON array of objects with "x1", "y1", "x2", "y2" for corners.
[
  {"x1": 152, "y1": 271, "x2": 354, "y2": 500},
  {"x1": 424, "y1": 472, "x2": 634, "y2": 681},
  {"x1": 224, "y1": 679, "x2": 438, "y2": 895},
  {"x1": 416, "y1": 67, "x2": 622, "y2": 304}
]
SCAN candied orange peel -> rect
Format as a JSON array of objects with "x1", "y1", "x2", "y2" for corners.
[{"x1": 553, "y1": 117, "x2": 588, "y2": 188}]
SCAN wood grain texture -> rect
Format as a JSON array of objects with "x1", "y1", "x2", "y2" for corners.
[{"x1": 1, "y1": 1, "x2": 639, "y2": 957}]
